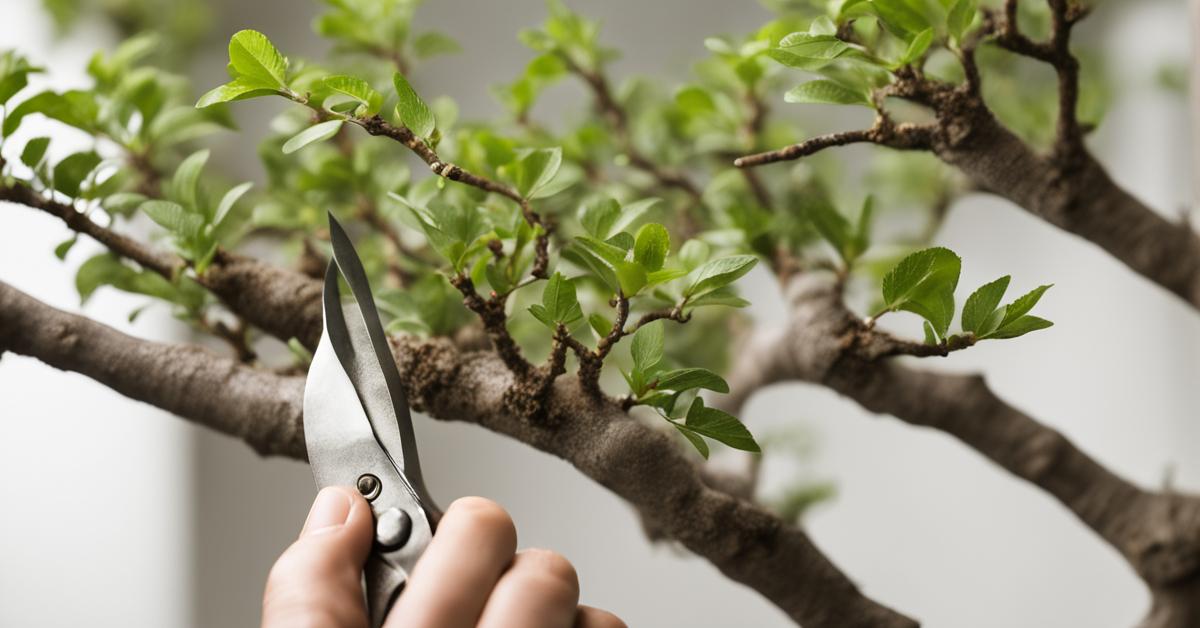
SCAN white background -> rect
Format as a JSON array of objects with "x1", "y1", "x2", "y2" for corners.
[{"x1": 1, "y1": 1, "x2": 1195, "y2": 626}]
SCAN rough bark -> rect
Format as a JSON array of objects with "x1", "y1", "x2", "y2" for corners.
[
  {"x1": 931, "y1": 109, "x2": 1200, "y2": 309},
  {"x1": 0, "y1": 280, "x2": 916, "y2": 628}
]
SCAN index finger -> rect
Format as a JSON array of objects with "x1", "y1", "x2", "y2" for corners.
[{"x1": 384, "y1": 497, "x2": 518, "y2": 628}]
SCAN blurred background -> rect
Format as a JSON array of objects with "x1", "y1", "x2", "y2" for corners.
[{"x1": 0, "y1": 0, "x2": 1196, "y2": 626}]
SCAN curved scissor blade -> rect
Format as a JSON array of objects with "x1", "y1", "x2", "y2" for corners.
[{"x1": 326, "y1": 213, "x2": 436, "y2": 511}]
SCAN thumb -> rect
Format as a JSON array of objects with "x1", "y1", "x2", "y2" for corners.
[{"x1": 262, "y1": 486, "x2": 374, "y2": 628}]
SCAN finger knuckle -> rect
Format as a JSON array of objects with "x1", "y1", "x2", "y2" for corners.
[
  {"x1": 521, "y1": 548, "x2": 578, "y2": 590},
  {"x1": 581, "y1": 608, "x2": 627, "y2": 628},
  {"x1": 449, "y1": 496, "x2": 515, "y2": 542}
]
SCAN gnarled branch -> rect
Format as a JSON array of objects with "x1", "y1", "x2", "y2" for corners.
[{"x1": 0, "y1": 279, "x2": 916, "y2": 628}]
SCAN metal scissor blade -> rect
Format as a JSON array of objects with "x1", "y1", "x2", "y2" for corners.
[{"x1": 326, "y1": 213, "x2": 435, "y2": 511}]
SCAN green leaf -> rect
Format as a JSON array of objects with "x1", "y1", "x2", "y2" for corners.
[
  {"x1": 851, "y1": 195, "x2": 874, "y2": 261},
  {"x1": 684, "y1": 255, "x2": 758, "y2": 299},
  {"x1": 785, "y1": 80, "x2": 871, "y2": 107},
  {"x1": 141, "y1": 200, "x2": 203, "y2": 241},
  {"x1": 54, "y1": 236, "x2": 77, "y2": 260},
  {"x1": 170, "y1": 149, "x2": 209, "y2": 211},
  {"x1": 808, "y1": 199, "x2": 853, "y2": 263},
  {"x1": 631, "y1": 320, "x2": 665, "y2": 373},
  {"x1": 633, "y1": 223, "x2": 670, "y2": 272},
  {"x1": 686, "y1": 286, "x2": 750, "y2": 309},
  {"x1": 0, "y1": 51, "x2": 41, "y2": 105},
  {"x1": 654, "y1": 368, "x2": 729, "y2": 394},
  {"x1": 574, "y1": 236, "x2": 645, "y2": 295},
  {"x1": 588, "y1": 313, "x2": 612, "y2": 339},
  {"x1": 20, "y1": 137, "x2": 50, "y2": 168},
  {"x1": 776, "y1": 33, "x2": 850, "y2": 60},
  {"x1": 4, "y1": 90, "x2": 98, "y2": 136},
  {"x1": 75, "y1": 253, "x2": 195, "y2": 307},
  {"x1": 413, "y1": 31, "x2": 461, "y2": 59},
  {"x1": 870, "y1": 0, "x2": 930, "y2": 39},
  {"x1": 511, "y1": 147, "x2": 563, "y2": 198},
  {"x1": 961, "y1": 275, "x2": 1009, "y2": 336},
  {"x1": 579, "y1": 197, "x2": 621, "y2": 239},
  {"x1": 898, "y1": 28, "x2": 934, "y2": 67},
  {"x1": 214, "y1": 181, "x2": 254, "y2": 228},
  {"x1": 881, "y1": 247, "x2": 961, "y2": 337},
  {"x1": 674, "y1": 424, "x2": 710, "y2": 459},
  {"x1": 282, "y1": 119, "x2": 344, "y2": 154},
  {"x1": 684, "y1": 397, "x2": 760, "y2": 453},
  {"x1": 540, "y1": 272, "x2": 583, "y2": 325},
  {"x1": 196, "y1": 77, "x2": 279, "y2": 108},
  {"x1": 947, "y1": 0, "x2": 977, "y2": 43},
  {"x1": 52, "y1": 151, "x2": 102, "y2": 198},
  {"x1": 988, "y1": 315, "x2": 1053, "y2": 339},
  {"x1": 323, "y1": 75, "x2": 383, "y2": 117},
  {"x1": 393, "y1": 72, "x2": 435, "y2": 138},
  {"x1": 227, "y1": 30, "x2": 288, "y2": 89},
  {"x1": 999, "y1": 284, "x2": 1052, "y2": 328}
]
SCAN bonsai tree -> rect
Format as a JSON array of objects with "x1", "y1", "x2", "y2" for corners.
[{"x1": 1, "y1": 0, "x2": 1195, "y2": 625}]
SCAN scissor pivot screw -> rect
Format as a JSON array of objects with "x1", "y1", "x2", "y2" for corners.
[
  {"x1": 356, "y1": 474, "x2": 382, "y2": 501},
  {"x1": 376, "y1": 508, "x2": 412, "y2": 550}
]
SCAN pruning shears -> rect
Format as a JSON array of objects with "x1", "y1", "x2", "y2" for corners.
[{"x1": 303, "y1": 213, "x2": 442, "y2": 627}]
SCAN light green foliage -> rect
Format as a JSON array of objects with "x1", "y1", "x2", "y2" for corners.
[
  {"x1": 4, "y1": 0, "x2": 1069, "y2": 460},
  {"x1": 393, "y1": 72, "x2": 436, "y2": 139},
  {"x1": 621, "y1": 322, "x2": 754, "y2": 458},
  {"x1": 529, "y1": 272, "x2": 583, "y2": 329},
  {"x1": 881, "y1": 247, "x2": 960, "y2": 340},
  {"x1": 880, "y1": 249, "x2": 1053, "y2": 343}
]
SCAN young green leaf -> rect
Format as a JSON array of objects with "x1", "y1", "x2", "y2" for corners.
[
  {"x1": 947, "y1": 0, "x2": 978, "y2": 43},
  {"x1": 807, "y1": 200, "x2": 853, "y2": 263},
  {"x1": 631, "y1": 320, "x2": 665, "y2": 374},
  {"x1": 141, "y1": 200, "x2": 204, "y2": 242},
  {"x1": 196, "y1": 77, "x2": 279, "y2": 108},
  {"x1": 54, "y1": 236, "x2": 77, "y2": 260},
  {"x1": 784, "y1": 80, "x2": 871, "y2": 107},
  {"x1": 413, "y1": 31, "x2": 462, "y2": 59},
  {"x1": 654, "y1": 368, "x2": 730, "y2": 394},
  {"x1": 281, "y1": 119, "x2": 344, "y2": 154},
  {"x1": 170, "y1": 149, "x2": 209, "y2": 211},
  {"x1": 323, "y1": 75, "x2": 383, "y2": 117},
  {"x1": 20, "y1": 137, "x2": 50, "y2": 168},
  {"x1": 633, "y1": 223, "x2": 669, "y2": 272},
  {"x1": 534, "y1": 272, "x2": 583, "y2": 327},
  {"x1": 213, "y1": 181, "x2": 254, "y2": 228},
  {"x1": 393, "y1": 72, "x2": 435, "y2": 139},
  {"x1": 998, "y1": 284, "x2": 1052, "y2": 328},
  {"x1": 227, "y1": 30, "x2": 288, "y2": 89},
  {"x1": 988, "y1": 315, "x2": 1053, "y2": 339},
  {"x1": 511, "y1": 147, "x2": 563, "y2": 198},
  {"x1": 52, "y1": 151, "x2": 102, "y2": 198},
  {"x1": 961, "y1": 275, "x2": 1010, "y2": 336},
  {"x1": 881, "y1": 247, "x2": 961, "y2": 337},
  {"x1": 684, "y1": 397, "x2": 760, "y2": 453},
  {"x1": 579, "y1": 197, "x2": 621, "y2": 239},
  {"x1": 870, "y1": 0, "x2": 931, "y2": 39},
  {"x1": 897, "y1": 28, "x2": 934, "y2": 67},
  {"x1": 674, "y1": 425, "x2": 711, "y2": 459},
  {"x1": 684, "y1": 255, "x2": 758, "y2": 299}
]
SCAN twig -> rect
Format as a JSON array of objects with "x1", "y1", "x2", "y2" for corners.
[{"x1": 735, "y1": 117, "x2": 935, "y2": 168}]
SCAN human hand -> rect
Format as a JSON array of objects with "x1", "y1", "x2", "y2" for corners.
[{"x1": 262, "y1": 487, "x2": 626, "y2": 628}]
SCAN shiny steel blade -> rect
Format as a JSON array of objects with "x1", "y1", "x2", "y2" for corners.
[{"x1": 326, "y1": 213, "x2": 435, "y2": 510}]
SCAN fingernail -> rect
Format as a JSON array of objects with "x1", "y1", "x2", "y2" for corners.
[{"x1": 302, "y1": 487, "x2": 353, "y2": 536}]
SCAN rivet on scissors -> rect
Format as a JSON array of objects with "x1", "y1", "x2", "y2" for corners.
[
  {"x1": 357, "y1": 474, "x2": 382, "y2": 501},
  {"x1": 376, "y1": 508, "x2": 412, "y2": 550}
]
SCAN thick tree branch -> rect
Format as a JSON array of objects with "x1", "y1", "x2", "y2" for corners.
[
  {"x1": 739, "y1": 53, "x2": 1200, "y2": 311},
  {"x1": 720, "y1": 274, "x2": 1200, "y2": 625},
  {"x1": 0, "y1": 280, "x2": 917, "y2": 628},
  {"x1": 0, "y1": 281, "x2": 305, "y2": 457},
  {"x1": 1, "y1": 180, "x2": 327, "y2": 349}
]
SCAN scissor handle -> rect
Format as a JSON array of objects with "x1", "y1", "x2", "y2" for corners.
[{"x1": 360, "y1": 483, "x2": 437, "y2": 627}]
